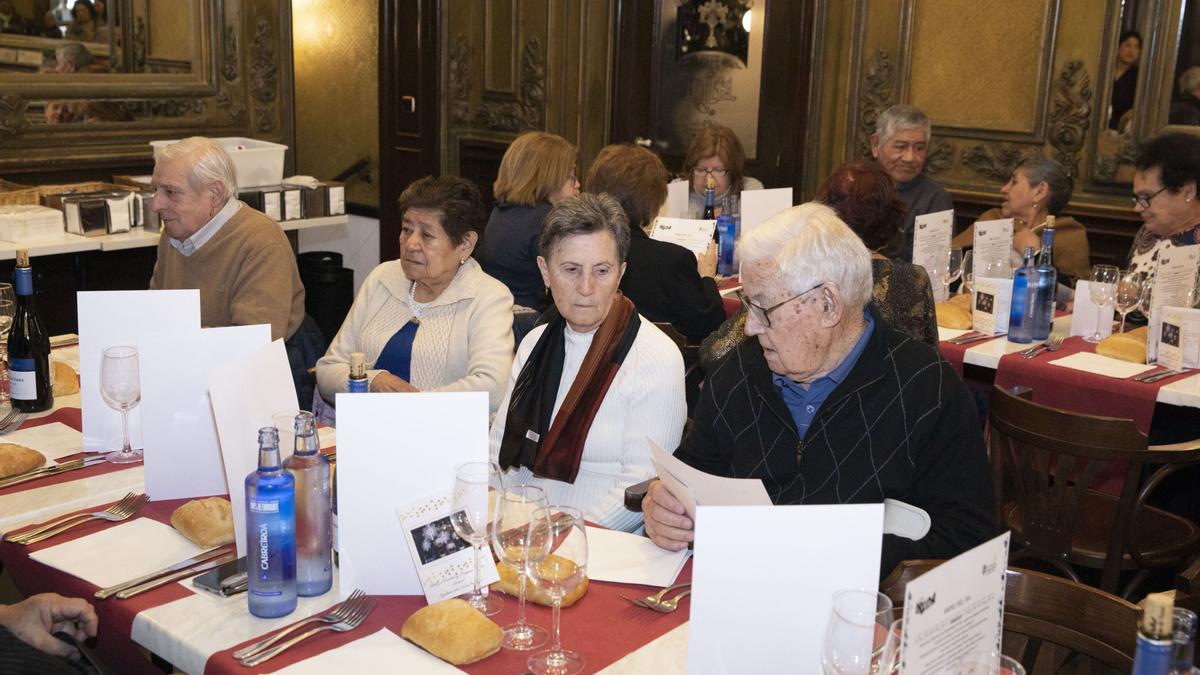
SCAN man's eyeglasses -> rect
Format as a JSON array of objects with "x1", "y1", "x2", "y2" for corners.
[
  {"x1": 1131, "y1": 186, "x2": 1168, "y2": 209},
  {"x1": 738, "y1": 283, "x2": 825, "y2": 329},
  {"x1": 692, "y1": 166, "x2": 729, "y2": 178}
]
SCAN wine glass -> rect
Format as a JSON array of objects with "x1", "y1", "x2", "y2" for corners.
[
  {"x1": 1086, "y1": 265, "x2": 1119, "y2": 343},
  {"x1": 821, "y1": 589, "x2": 895, "y2": 674},
  {"x1": 100, "y1": 346, "x2": 142, "y2": 464},
  {"x1": 492, "y1": 484, "x2": 550, "y2": 651},
  {"x1": 877, "y1": 618, "x2": 903, "y2": 675},
  {"x1": 450, "y1": 461, "x2": 505, "y2": 616},
  {"x1": 526, "y1": 506, "x2": 587, "y2": 675},
  {"x1": 944, "y1": 246, "x2": 964, "y2": 297},
  {"x1": 959, "y1": 650, "x2": 1026, "y2": 675},
  {"x1": 1113, "y1": 270, "x2": 1146, "y2": 334},
  {"x1": 961, "y1": 250, "x2": 975, "y2": 296},
  {"x1": 0, "y1": 298, "x2": 13, "y2": 405}
]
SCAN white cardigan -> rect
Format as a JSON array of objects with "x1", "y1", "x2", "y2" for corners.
[
  {"x1": 316, "y1": 258, "x2": 515, "y2": 413},
  {"x1": 489, "y1": 317, "x2": 686, "y2": 531}
]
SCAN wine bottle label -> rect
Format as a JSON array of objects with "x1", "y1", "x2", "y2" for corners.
[{"x1": 9, "y1": 358, "x2": 37, "y2": 400}]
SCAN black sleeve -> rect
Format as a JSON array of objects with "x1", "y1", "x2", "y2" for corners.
[
  {"x1": 665, "y1": 248, "x2": 727, "y2": 343},
  {"x1": 672, "y1": 356, "x2": 731, "y2": 474}
]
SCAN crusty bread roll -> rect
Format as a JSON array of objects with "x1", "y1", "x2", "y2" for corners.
[
  {"x1": 51, "y1": 360, "x2": 80, "y2": 397},
  {"x1": 947, "y1": 293, "x2": 973, "y2": 310},
  {"x1": 401, "y1": 598, "x2": 502, "y2": 665},
  {"x1": 492, "y1": 554, "x2": 589, "y2": 608},
  {"x1": 0, "y1": 443, "x2": 45, "y2": 479},
  {"x1": 936, "y1": 301, "x2": 973, "y2": 330},
  {"x1": 170, "y1": 497, "x2": 234, "y2": 547},
  {"x1": 1096, "y1": 326, "x2": 1148, "y2": 364}
]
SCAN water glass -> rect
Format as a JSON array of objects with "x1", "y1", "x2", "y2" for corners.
[
  {"x1": 272, "y1": 409, "x2": 301, "y2": 456},
  {"x1": 961, "y1": 250, "x2": 975, "y2": 295},
  {"x1": 877, "y1": 618, "x2": 903, "y2": 675},
  {"x1": 526, "y1": 506, "x2": 587, "y2": 675},
  {"x1": 100, "y1": 346, "x2": 142, "y2": 464},
  {"x1": 492, "y1": 484, "x2": 550, "y2": 651},
  {"x1": 1173, "y1": 607, "x2": 1198, "y2": 674},
  {"x1": 1086, "y1": 265, "x2": 1119, "y2": 343},
  {"x1": 1114, "y1": 270, "x2": 1146, "y2": 333},
  {"x1": 959, "y1": 650, "x2": 1026, "y2": 675},
  {"x1": 450, "y1": 461, "x2": 505, "y2": 616},
  {"x1": 0, "y1": 298, "x2": 12, "y2": 404},
  {"x1": 821, "y1": 589, "x2": 894, "y2": 674}
]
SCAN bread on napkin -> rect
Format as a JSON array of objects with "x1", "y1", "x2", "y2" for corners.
[
  {"x1": 1096, "y1": 326, "x2": 1148, "y2": 364},
  {"x1": 51, "y1": 360, "x2": 80, "y2": 396},
  {"x1": 492, "y1": 553, "x2": 589, "y2": 608},
  {"x1": 170, "y1": 497, "x2": 234, "y2": 547},
  {"x1": 401, "y1": 598, "x2": 502, "y2": 665},
  {"x1": 936, "y1": 294, "x2": 974, "y2": 330},
  {"x1": 0, "y1": 443, "x2": 45, "y2": 479}
]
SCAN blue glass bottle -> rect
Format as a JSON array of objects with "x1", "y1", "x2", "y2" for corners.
[
  {"x1": 283, "y1": 412, "x2": 332, "y2": 596},
  {"x1": 1032, "y1": 219, "x2": 1057, "y2": 340},
  {"x1": 246, "y1": 427, "x2": 297, "y2": 618},
  {"x1": 716, "y1": 215, "x2": 737, "y2": 276},
  {"x1": 1008, "y1": 246, "x2": 1037, "y2": 343}
]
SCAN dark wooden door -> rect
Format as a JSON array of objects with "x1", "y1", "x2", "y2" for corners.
[
  {"x1": 609, "y1": 0, "x2": 815, "y2": 193},
  {"x1": 379, "y1": 0, "x2": 441, "y2": 262}
]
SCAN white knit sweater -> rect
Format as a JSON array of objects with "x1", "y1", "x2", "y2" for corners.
[
  {"x1": 489, "y1": 317, "x2": 687, "y2": 531},
  {"x1": 315, "y1": 258, "x2": 515, "y2": 413}
]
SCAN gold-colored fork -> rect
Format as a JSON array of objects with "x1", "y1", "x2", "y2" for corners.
[
  {"x1": 621, "y1": 582, "x2": 691, "y2": 609},
  {"x1": 639, "y1": 588, "x2": 692, "y2": 613}
]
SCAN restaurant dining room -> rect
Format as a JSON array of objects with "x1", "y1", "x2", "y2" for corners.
[{"x1": 2, "y1": 0, "x2": 1200, "y2": 672}]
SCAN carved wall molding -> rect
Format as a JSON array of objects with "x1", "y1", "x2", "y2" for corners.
[
  {"x1": 448, "y1": 34, "x2": 472, "y2": 126},
  {"x1": 962, "y1": 142, "x2": 1040, "y2": 182},
  {"x1": 1094, "y1": 133, "x2": 1137, "y2": 181},
  {"x1": 0, "y1": 95, "x2": 28, "y2": 139},
  {"x1": 222, "y1": 24, "x2": 239, "y2": 82},
  {"x1": 476, "y1": 37, "x2": 545, "y2": 133},
  {"x1": 250, "y1": 18, "x2": 278, "y2": 133},
  {"x1": 857, "y1": 50, "x2": 896, "y2": 159},
  {"x1": 132, "y1": 17, "x2": 148, "y2": 73},
  {"x1": 1047, "y1": 59, "x2": 1092, "y2": 178},
  {"x1": 925, "y1": 139, "x2": 955, "y2": 174},
  {"x1": 215, "y1": 89, "x2": 247, "y2": 126}
]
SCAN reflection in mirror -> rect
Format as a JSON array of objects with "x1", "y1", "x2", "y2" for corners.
[
  {"x1": 30, "y1": 97, "x2": 205, "y2": 124},
  {"x1": 1169, "y1": 0, "x2": 1200, "y2": 126},
  {"x1": 1094, "y1": 1, "x2": 1149, "y2": 184},
  {"x1": 1109, "y1": 28, "x2": 1141, "y2": 132}
]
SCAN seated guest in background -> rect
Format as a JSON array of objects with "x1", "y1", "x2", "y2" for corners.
[
  {"x1": 318, "y1": 176, "x2": 514, "y2": 414},
  {"x1": 64, "y1": 0, "x2": 98, "y2": 41},
  {"x1": 646, "y1": 203, "x2": 995, "y2": 578},
  {"x1": 0, "y1": 592, "x2": 98, "y2": 673},
  {"x1": 1128, "y1": 132, "x2": 1200, "y2": 281},
  {"x1": 478, "y1": 131, "x2": 579, "y2": 309},
  {"x1": 0, "y1": 0, "x2": 32, "y2": 35},
  {"x1": 1170, "y1": 67, "x2": 1200, "y2": 126},
  {"x1": 587, "y1": 143, "x2": 725, "y2": 342},
  {"x1": 953, "y1": 157, "x2": 1091, "y2": 286},
  {"x1": 871, "y1": 105, "x2": 953, "y2": 262},
  {"x1": 490, "y1": 193, "x2": 685, "y2": 532},
  {"x1": 683, "y1": 124, "x2": 763, "y2": 217},
  {"x1": 40, "y1": 11, "x2": 62, "y2": 38},
  {"x1": 1110, "y1": 30, "x2": 1142, "y2": 131},
  {"x1": 50, "y1": 42, "x2": 99, "y2": 73}
]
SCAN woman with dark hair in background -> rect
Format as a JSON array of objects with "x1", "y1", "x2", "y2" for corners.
[
  {"x1": 1128, "y1": 131, "x2": 1200, "y2": 280},
  {"x1": 1110, "y1": 30, "x2": 1142, "y2": 131},
  {"x1": 682, "y1": 125, "x2": 763, "y2": 217}
]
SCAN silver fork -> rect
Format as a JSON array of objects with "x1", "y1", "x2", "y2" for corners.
[
  {"x1": 232, "y1": 589, "x2": 368, "y2": 660},
  {"x1": 0, "y1": 408, "x2": 21, "y2": 431},
  {"x1": 1019, "y1": 334, "x2": 1065, "y2": 359},
  {"x1": 239, "y1": 596, "x2": 376, "y2": 667},
  {"x1": 0, "y1": 412, "x2": 27, "y2": 434},
  {"x1": 12, "y1": 493, "x2": 147, "y2": 545},
  {"x1": 637, "y1": 588, "x2": 692, "y2": 613},
  {"x1": 6, "y1": 492, "x2": 144, "y2": 543}
]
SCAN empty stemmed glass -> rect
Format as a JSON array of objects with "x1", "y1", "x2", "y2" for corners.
[
  {"x1": 526, "y1": 506, "x2": 588, "y2": 675},
  {"x1": 1114, "y1": 270, "x2": 1146, "y2": 333},
  {"x1": 1086, "y1": 265, "x2": 1119, "y2": 343},
  {"x1": 943, "y1": 246, "x2": 964, "y2": 298},
  {"x1": 0, "y1": 295, "x2": 13, "y2": 405},
  {"x1": 961, "y1": 250, "x2": 975, "y2": 296},
  {"x1": 821, "y1": 589, "x2": 894, "y2": 675},
  {"x1": 100, "y1": 346, "x2": 142, "y2": 464},
  {"x1": 450, "y1": 461, "x2": 505, "y2": 616},
  {"x1": 492, "y1": 484, "x2": 550, "y2": 651}
]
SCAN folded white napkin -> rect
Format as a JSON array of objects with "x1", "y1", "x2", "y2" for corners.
[
  {"x1": 5, "y1": 422, "x2": 84, "y2": 465},
  {"x1": 270, "y1": 628, "x2": 461, "y2": 674},
  {"x1": 1048, "y1": 352, "x2": 1156, "y2": 379},
  {"x1": 29, "y1": 517, "x2": 205, "y2": 588},
  {"x1": 584, "y1": 526, "x2": 689, "y2": 587}
]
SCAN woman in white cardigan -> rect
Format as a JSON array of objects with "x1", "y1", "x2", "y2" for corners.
[
  {"x1": 316, "y1": 176, "x2": 515, "y2": 414},
  {"x1": 489, "y1": 193, "x2": 686, "y2": 532}
]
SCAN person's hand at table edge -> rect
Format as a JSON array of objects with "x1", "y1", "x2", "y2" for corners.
[
  {"x1": 0, "y1": 593, "x2": 98, "y2": 661},
  {"x1": 369, "y1": 371, "x2": 418, "y2": 393},
  {"x1": 643, "y1": 480, "x2": 694, "y2": 551}
]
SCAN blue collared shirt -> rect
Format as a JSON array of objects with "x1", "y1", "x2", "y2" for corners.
[
  {"x1": 168, "y1": 199, "x2": 242, "y2": 256},
  {"x1": 772, "y1": 310, "x2": 875, "y2": 439}
]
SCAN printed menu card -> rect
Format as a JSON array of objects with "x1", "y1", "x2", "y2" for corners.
[
  {"x1": 650, "y1": 217, "x2": 716, "y2": 256},
  {"x1": 971, "y1": 218, "x2": 1014, "y2": 278},
  {"x1": 648, "y1": 439, "x2": 771, "y2": 519},
  {"x1": 912, "y1": 209, "x2": 954, "y2": 300},
  {"x1": 899, "y1": 532, "x2": 1011, "y2": 675}
]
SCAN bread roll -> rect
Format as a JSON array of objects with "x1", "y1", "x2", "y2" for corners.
[
  {"x1": 51, "y1": 360, "x2": 80, "y2": 397},
  {"x1": 948, "y1": 293, "x2": 973, "y2": 310},
  {"x1": 0, "y1": 443, "x2": 45, "y2": 479},
  {"x1": 170, "y1": 497, "x2": 234, "y2": 547},
  {"x1": 401, "y1": 598, "x2": 502, "y2": 665},
  {"x1": 492, "y1": 554, "x2": 589, "y2": 608},
  {"x1": 1096, "y1": 327, "x2": 1148, "y2": 364},
  {"x1": 936, "y1": 301, "x2": 973, "y2": 330}
]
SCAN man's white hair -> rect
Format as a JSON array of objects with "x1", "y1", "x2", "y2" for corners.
[
  {"x1": 154, "y1": 136, "x2": 238, "y2": 202},
  {"x1": 738, "y1": 202, "x2": 873, "y2": 308},
  {"x1": 874, "y1": 104, "x2": 932, "y2": 145}
]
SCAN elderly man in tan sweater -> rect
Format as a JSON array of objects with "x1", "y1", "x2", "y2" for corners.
[{"x1": 148, "y1": 136, "x2": 305, "y2": 343}]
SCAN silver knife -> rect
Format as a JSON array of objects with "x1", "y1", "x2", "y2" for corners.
[
  {"x1": 115, "y1": 551, "x2": 239, "y2": 600},
  {"x1": 0, "y1": 457, "x2": 105, "y2": 490},
  {"x1": 1139, "y1": 369, "x2": 1187, "y2": 384},
  {"x1": 949, "y1": 333, "x2": 995, "y2": 345},
  {"x1": 95, "y1": 546, "x2": 233, "y2": 599}
]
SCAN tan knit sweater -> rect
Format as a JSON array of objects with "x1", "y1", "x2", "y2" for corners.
[{"x1": 149, "y1": 204, "x2": 305, "y2": 341}]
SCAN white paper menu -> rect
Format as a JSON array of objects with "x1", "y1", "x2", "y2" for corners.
[
  {"x1": 899, "y1": 532, "x2": 1011, "y2": 675},
  {"x1": 1158, "y1": 307, "x2": 1200, "y2": 371},
  {"x1": 739, "y1": 187, "x2": 793, "y2": 239},
  {"x1": 648, "y1": 439, "x2": 772, "y2": 520},
  {"x1": 912, "y1": 209, "x2": 954, "y2": 297},
  {"x1": 650, "y1": 217, "x2": 716, "y2": 256},
  {"x1": 1069, "y1": 280, "x2": 1116, "y2": 340},
  {"x1": 666, "y1": 179, "x2": 690, "y2": 218},
  {"x1": 1147, "y1": 246, "x2": 1200, "y2": 362},
  {"x1": 972, "y1": 218, "x2": 1014, "y2": 278},
  {"x1": 971, "y1": 277, "x2": 1011, "y2": 335}
]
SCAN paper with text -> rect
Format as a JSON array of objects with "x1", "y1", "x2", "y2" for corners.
[
  {"x1": 648, "y1": 439, "x2": 771, "y2": 522},
  {"x1": 1157, "y1": 307, "x2": 1200, "y2": 371},
  {"x1": 397, "y1": 493, "x2": 500, "y2": 605},
  {"x1": 971, "y1": 277, "x2": 1011, "y2": 336},
  {"x1": 1147, "y1": 246, "x2": 1200, "y2": 362},
  {"x1": 650, "y1": 217, "x2": 716, "y2": 256},
  {"x1": 912, "y1": 209, "x2": 955, "y2": 298},
  {"x1": 972, "y1": 219, "x2": 1014, "y2": 279}
]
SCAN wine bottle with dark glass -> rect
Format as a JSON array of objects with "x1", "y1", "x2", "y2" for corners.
[{"x1": 8, "y1": 249, "x2": 52, "y2": 412}]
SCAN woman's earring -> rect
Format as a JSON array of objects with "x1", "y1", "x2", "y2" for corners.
[{"x1": 459, "y1": 258, "x2": 466, "y2": 265}]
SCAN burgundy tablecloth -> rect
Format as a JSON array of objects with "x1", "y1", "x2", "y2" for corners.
[
  {"x1": 937, "y1": 336, "x2": 982, "y2": 377},
  {"x1": 0, "y1": 407, "x2": 136, "y2": 498}
]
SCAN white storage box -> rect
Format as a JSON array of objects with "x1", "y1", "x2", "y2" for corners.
[
  {"x1": 150, "y1": 137, "x2": 287, "y2": 189},
  {"x1": 0, "y1": 205, "x2": 65, "y2": 241}
]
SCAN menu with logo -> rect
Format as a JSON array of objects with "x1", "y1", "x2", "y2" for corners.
[
  {"x1": 971, "y1": 277, "x2": 1011, "y2": 335},
  {"x1": 1148, "y1": 246, "x2": 1200, "y2": 361},
  {"x1": 972, "y1": 218, "x2": 1014, "y2": 278},
  {"x1": 899, "y1": 532, "x2": 1010, "y2": 675},
  {"x1": 1158, "y1": 307, "x2": 1200, "y2": 371},
  {"x1": 912, "y1": 209, "x2": 954, "y2": 299},
  {"x1": 650, "y1": 217, "x2": 716, "y2": 256}
]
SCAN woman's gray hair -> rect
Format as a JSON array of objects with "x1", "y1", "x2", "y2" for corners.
[
  {"x1": 1017, "y1": 157, "x2": 1073, "y2": 215},
  {"x1": 153, "y1": 136, "x2": 238, "y2": 202},
  {"x1": 738, "y1": 202, "x2": 873, "y2": 308},
  {"x1": 874, "y1": 104, "x2": 932, "y2": 145},
  {"x1": 539, "y1": 192, "x2": 631, "y2": 262}
]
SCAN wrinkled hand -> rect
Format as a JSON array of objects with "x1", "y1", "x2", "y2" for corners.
[
  {"x1": 698, "y1": 240, "x2": 718, "y2": 278},
  {"x1": 642, "y1": 480, "x2": 694, "y2": 551},
  {"x1": 0, "y1": 593, "x2": 98, "y2": 661},
  {"x1": 369, "y1": 372, "x2": 418, "y2": 393}
]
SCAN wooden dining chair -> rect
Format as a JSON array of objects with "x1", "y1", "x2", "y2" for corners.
[
  {"x1": 988, "y1": 384, "x2": 1200, "y2": 598},
  {"x1": 882, "y1": 560, "x2": 1140, "y2": 674}
]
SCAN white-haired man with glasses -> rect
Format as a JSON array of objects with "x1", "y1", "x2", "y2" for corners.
[{"x1": 642, "y1": 203, "x2": 995, "y2": 579}]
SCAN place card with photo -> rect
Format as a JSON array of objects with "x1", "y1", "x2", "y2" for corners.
[
  {"x1": 396, "y1": 493, "x2": 500, "y2": 605},
  {"x1": 1157, "y1": 307, "x2": 1200, "y2": 372},
  {"x1": 1147, "y1": 246, "x2": 1200, "y2": 362},
  {"x1": 971, "y1": 277, "x2": 1011, "y2": 335}
]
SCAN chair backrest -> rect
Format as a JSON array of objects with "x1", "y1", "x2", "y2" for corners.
[
  {"x1": 652, "y1": 321, "x2": 703, "y2": 416},
  {"x1": 882, "y1": 560, "x2": 1140, "y2": 672}
]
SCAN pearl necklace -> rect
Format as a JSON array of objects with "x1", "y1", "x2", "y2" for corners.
[{"x1": 408, "y1": 281, "x2": 430, "y2": 324}]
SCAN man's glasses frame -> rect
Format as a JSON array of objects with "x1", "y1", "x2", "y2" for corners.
[
  {"x1": 1131, "y1": 186, "x2": 1168, "y2": 209},
  {"x1": 738, "y1": 283, "x2": 825, "y2": 329}
]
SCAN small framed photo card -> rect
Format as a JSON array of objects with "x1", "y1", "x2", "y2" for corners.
[
  {"x1": 1157, "y1": 307, "x2": 1200, "y2": 372},
  {"x1": 972, "y1": 277, "x2": 1011, "y2": 335},
  {"x1": 397, "y1": 494, "x2": 499, "y2": 604}
]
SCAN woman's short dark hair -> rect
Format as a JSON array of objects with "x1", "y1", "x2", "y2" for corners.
[
  {"x1": 813, "y1": 162, "x2": 906, "y2": 251},
  {"x1": 397, "y1": 175, "x2": 484, "y2": 247},
  {"x1": 1119, "y1": 29, "x2": 1142, "y2": 47},
  {"x1": 585, "y1": 144, "x2": 669, "y2": 230},
  {"x1": 1017, "y1": 157, "x2": 1074, "y2": 215},
  {"x1": 539, "y1": 193, "x2": 630, "y2": 262},
  {"x1": 1135, "y1": 132, "x2": 1200, "y2": 192}
]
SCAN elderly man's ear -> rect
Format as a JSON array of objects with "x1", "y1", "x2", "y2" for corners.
[
  {"x1": 817, "y1": 286, "x2": 845, "y2": 328},
  {"x1": 868, "y1": 133, "x2": 881, "y2": 158}
]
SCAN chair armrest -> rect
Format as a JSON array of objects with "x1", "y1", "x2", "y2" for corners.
[{"x1": 624, "y1": 478, "x2": 655, "y2": 513}]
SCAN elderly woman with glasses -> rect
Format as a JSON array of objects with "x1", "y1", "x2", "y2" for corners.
[
  {"x1": 1127, "y1": 132, "x2": 1200, "y2": 281},
  {"x1": 489, "y1": 193, "x2": 686, "y2": 532},
  {"x1": 683, "y1": 125, "x2": 764, "y2": 217}
]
